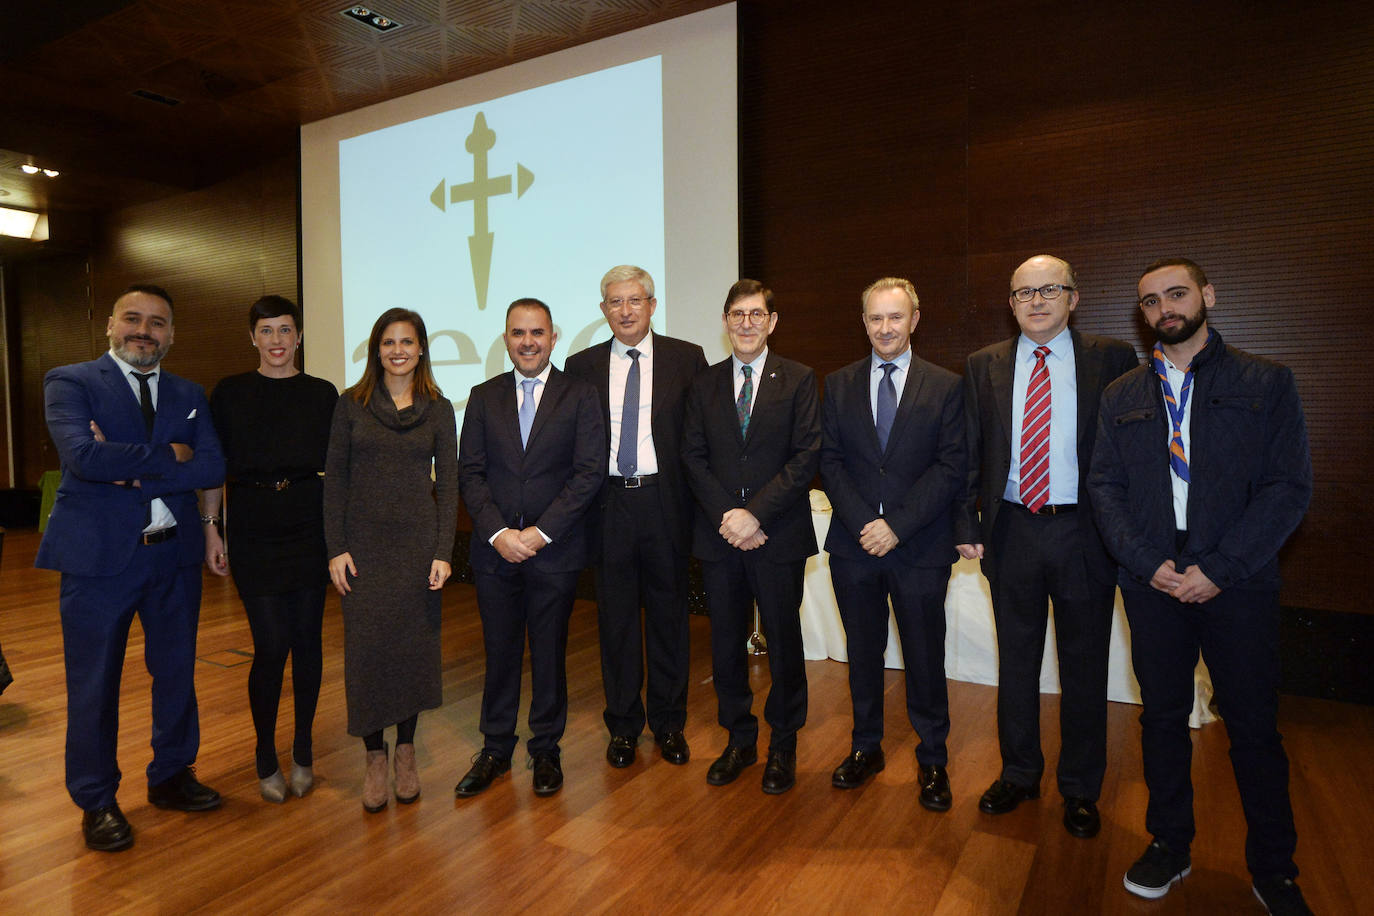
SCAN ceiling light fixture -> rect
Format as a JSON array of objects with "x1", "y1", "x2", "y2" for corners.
[
  {"x1": 19, "y1": 163, "x2": 59, "y2": 178},
  {"x1": 0, "y1": 206, "x2": 42, "y2": 239},
  {"x1": 341, "y1": 6, "x2": 402, "y2": 32}
]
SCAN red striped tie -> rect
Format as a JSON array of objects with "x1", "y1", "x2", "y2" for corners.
[{"x1": 1019, "y1": 345, "x2": 1052, "y2": 513}]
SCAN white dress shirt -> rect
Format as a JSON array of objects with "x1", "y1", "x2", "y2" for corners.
[
  {"x1": 108, "y1": 349, "x2": 175, "y2": 532},
  {"x1": 607, "y1": 332, "x2": 659, "y2": 476}
]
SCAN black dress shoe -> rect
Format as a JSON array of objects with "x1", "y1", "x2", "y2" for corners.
[
  {"x1": 706, "y1": 745, "x2": 758, "y2": 786},
  {"x1": 454, "y1": 750, "x2": 510, "y2": 798},
  {"x1": 917, "y1": 764, "x2": 952, "y2": 812},
  {"x1": 606, "y1": 735, "x2": 636, "y2": 769},
  {"x1": 655, "y1": 730, "x2": 690, "y2": 765},
  {"x1": 82, "y1": 804, "x2": 133, "y2": 852},
  {"x1": 831, "y1": 748, "x2": 885, "y2": 789},
  {"x1": 147, "y1": 767, "x2": 221, "y2": 812},
  {"x1": 978, "y1": 778, "x2": 1039, "y2": 814},
  {"x1": 1063, "y1": 797, "x2": 1101, "y2": 838},
  {"x1": 761, "y1": 750, "x2": 796, "y2": 795},
  {"x1": 531, "y1": 753, "x2": 563, "y2": 796}
]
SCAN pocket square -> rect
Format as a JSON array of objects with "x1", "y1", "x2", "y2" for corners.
[{"x1": 186, "y1": 408, "x2": 197, "y2": 419}]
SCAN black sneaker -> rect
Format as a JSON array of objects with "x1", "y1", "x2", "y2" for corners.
[
  {"x1": 1123, "y1": 839, "x2": 1191, "y2": 899},
  {"x1": 1253, "y1": 876, "x2": 1313, "y2": 916}
]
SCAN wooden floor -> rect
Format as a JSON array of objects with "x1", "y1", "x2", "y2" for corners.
[{"x1": 0, "y1": 527, "x2": 1369, "y2": 915}]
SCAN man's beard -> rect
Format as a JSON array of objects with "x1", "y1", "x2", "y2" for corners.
[
  {"x1": 1153, "y1": 309, "x2": 1206, "y2": 346},
  {"x1": 110, "y1": 333, "x2": 169, "y2": 369}
]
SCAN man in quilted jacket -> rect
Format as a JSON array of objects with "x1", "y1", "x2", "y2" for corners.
[{"x1": 1089, "y1": 258, "x2": 1312, "y2": 915}]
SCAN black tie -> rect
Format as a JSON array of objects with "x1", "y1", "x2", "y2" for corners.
[
  {"x1": 134, "y1": 372, "x2": 155, "y2": 527},
  {"x1": 134, "y1": 372, "x2": 155, "y2": 436}
]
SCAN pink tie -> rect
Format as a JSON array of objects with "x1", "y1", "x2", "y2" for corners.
[{"x1": 1019, "y1": 345, "x2": 1051, "y2": 513}]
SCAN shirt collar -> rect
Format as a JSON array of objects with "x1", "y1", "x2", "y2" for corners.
[
  {"x1": 108, "y1": 348, "x2": 159, "y2": 378},
  {"x1": 733, "y1": 346, "x2": 769, "y2": 377},
  {"x1": 513, "y1": 363, "x2": 553, "y2": 387},
  {"x1": 611, "y1": 331, "x2": 654, "y2": 359},
  {"x1": 870, "y1": 347, "x2": 912, "y2": 373},
  {"x1": 1016, "y1": 326, "x2": 1073, "y2": 362}
]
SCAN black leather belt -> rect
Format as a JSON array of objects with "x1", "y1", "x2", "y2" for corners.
[
  {"x1": 140, "y1": 526, "x2": 177, "y2": 545},
  {"x1": 609, "y1": 474, "x2": 658, "y2": 489},
  {"x1": 1010, "y1": 501, "x2": 1077, "y2": 517},
  {"x1": 232, "y1": 473, "x2": 320, "y2": 491}
]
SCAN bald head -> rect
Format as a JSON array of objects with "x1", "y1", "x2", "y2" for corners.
[{"x1": 1008, "y1": 255, "x2": 1079, "y2": 345}]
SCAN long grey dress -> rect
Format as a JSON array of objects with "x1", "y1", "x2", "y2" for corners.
[{"x1": 323, "y1": 386, "x2": 458, "y2": 737}]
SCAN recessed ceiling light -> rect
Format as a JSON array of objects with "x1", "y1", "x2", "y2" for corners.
[
  {"x1": 20, "y1": 164, "x2": 39, "y2": 174},
  {"x1": 341, "y1": 5, "x2": 402, "y2": 32}
]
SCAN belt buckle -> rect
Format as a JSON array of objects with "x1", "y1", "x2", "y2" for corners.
[
  {"x1": 624, "y1": 475, "x2": 642, "y2": 489},
  {"x1": 273, "y1": 478, "x2": 291, "y2": 490}
]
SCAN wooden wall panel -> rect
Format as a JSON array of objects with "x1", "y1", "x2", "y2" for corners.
[
  {"x1": 740, "y1": 0, "x2": 1373, "y2": 614},
  {"x1": 91, "y1": 156, "x2": 300, "y2": 398}
]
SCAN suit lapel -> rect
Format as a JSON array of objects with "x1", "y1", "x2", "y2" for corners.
[
  {"x1": 98, "y1": 353, "x2": 153, "y2": 441},
  {"x1": 742, "y1": 353, "x2": 777, "y2": 447},
  {"x1": 1071, "y1": 329, "x2": 1100, "y2": 449},
  {"x1": 525, "y1": 368, "x2": 564, "y2": 450},
  {"x1": 989, "y1": 339, "x2": 1015, "y2": 451},
  {"x1": 498, "y1": 373, "x2": 521, "y2": 452},
  {"x1": 850, "y1": 359, "x2": 884, "y2": 456},
  {"x1": 886, "y1": 356, "x2": 925, "y2": 457}
]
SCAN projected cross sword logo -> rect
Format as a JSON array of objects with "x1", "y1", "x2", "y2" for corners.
[{"x1": 430, "y1": 111, "x2": 535, "y2": 310}]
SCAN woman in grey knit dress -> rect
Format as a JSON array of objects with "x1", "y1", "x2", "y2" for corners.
[{"x1": 324, "y1": 307, "x2": 458, "y2": 812}]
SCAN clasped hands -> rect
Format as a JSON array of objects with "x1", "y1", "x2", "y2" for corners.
[
  {"x1": 1151, "y1": 559, "x2": 1220, "y2": 603},
  {"x1": 720, "y1": 508, "x2": 767, "y2": 550},
  {"x1": 493, "y1": 526, "x2": 548, "y2": 564}
]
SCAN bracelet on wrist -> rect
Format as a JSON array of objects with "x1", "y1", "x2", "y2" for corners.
[{"x1": 200, "y1": 514, "x2": 221, "y2": 525}]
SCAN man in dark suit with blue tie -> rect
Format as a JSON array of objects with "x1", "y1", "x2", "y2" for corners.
[
  {"x1": 955, "y1": 255, "x2": 1138, "y2": 839},
  {"x1": 455, "y1": 298, "x2": 605, "y2": 798},
  {"x1": 37, "y1": 284, "x2": 226, "y2": 852},
  {"x1": 564, "y1": 266, "x2": 707, "y2": 770},
  {"x1": 682, "y1": 280, "x2": 820, "y2": 794},
  {"x1": 820, "y1": 277, "x2": 965, "y2": 811}
]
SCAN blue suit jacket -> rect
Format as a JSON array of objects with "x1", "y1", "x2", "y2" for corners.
[{"x1": 36, "y1": 353, "x2": 226, "y2": 576}]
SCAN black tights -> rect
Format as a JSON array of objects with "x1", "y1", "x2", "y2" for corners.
[
  {"x1": 242, "y1": 586, "x2": 326, "y2": 779},
  {"x1": 363, "y1": 715, "x2": 418, "y2": 752}
]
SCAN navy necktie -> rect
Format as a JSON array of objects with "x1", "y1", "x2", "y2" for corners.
[
  {"x1": 876, "y1": 362, "x2": 897, "y2": 451},
  {"x1": 617, "y1": 349, "x2": 641, "y2": 477}
]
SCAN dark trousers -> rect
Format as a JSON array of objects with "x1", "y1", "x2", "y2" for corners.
[
  {"x1": 702, "y1": 552, "x2": 808, "y2": 753},
  {"x1": 830, "y1": 553, "x2": 951, "y2": 765},
  {"x1": 1122, "y1": 584, "x2": 1298, "y2": 879},
  {"x1": 475, "y1": 565, "x2": 580, "y2": 759},
  {"x1": 988, "y1": 507, "x2": 1114, "y2": 798},
  {"x1": 59, "y1": 538, "x2": 202, "y2": 810},
  {"x1": 240, "y1": 585, "x2": 326, "y2": 778},
  {"x1": 594, "y1": 485, "x2": 690, "y2": 738}
]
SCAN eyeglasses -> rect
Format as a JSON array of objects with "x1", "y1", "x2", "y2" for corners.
[
  {"x1": 1011, "y1": 284, "x2": 1075, "y2": 302},
  {"x1": 726, "y1": 308, "x2": 770, "y2": 325},
  {"x1": 604, "y1": 296, "x2": 652, "y2": 310}
]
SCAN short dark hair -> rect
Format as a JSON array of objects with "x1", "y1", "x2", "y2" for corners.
[
  {"x1": 1142, "y1": 257, "x2": 1209, "y2": 288},
  {"x1": 507, "y1": 297, "x2": 552, "y2": 321},
  {"x1": 119, "y1": 283, "x2": 173, "y2": 311},
  {"x1": 248, "y1": 294, "x2": 301, "y2": 331},
  {"x1": 723, "y1": 279, "x2": 774, "y2": 314}
]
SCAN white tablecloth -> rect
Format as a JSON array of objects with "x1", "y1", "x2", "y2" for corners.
[{"x1": 799, "y1": 491, "x2": 1214, "y2": 725}]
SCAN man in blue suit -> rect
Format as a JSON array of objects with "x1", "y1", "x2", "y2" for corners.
[{"x1": 37, "y1": 284, "x2": 226, "y2": 852}]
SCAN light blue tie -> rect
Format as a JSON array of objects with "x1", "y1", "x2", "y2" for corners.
[{"x1": 519, "y1": 378, "x2": 538, "y2": 448}]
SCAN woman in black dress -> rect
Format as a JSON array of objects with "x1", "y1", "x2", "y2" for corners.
[
  {"x1": 324, "y1": 308, "x2": 457, "y2": 812},
  {"x1": 204, "y1": 296, "x2": 338, "y2": 803}
]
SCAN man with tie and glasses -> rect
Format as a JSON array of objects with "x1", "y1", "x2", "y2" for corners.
[
  {"x1": 38, "y1": 284, "x2": 225, "y2": 852},
  {"x1": 456, "y1": 298, "x2": 604, "y2": 798},
  {"x1": 681, "y1": 280, "x2": 820, "y2": 794},
  {"x1": 819, "y1": 277, "x2": 965, "y2": 810},
  {"x1": 1090, "y1": 258, "x2": 1312, "y2": 914},
  {"x1": 955, "y1": 255, "x2": 1137, "y2": 839},
  {"x1": 564, "y1": 266, "x2": 707, "y2": 771}
]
